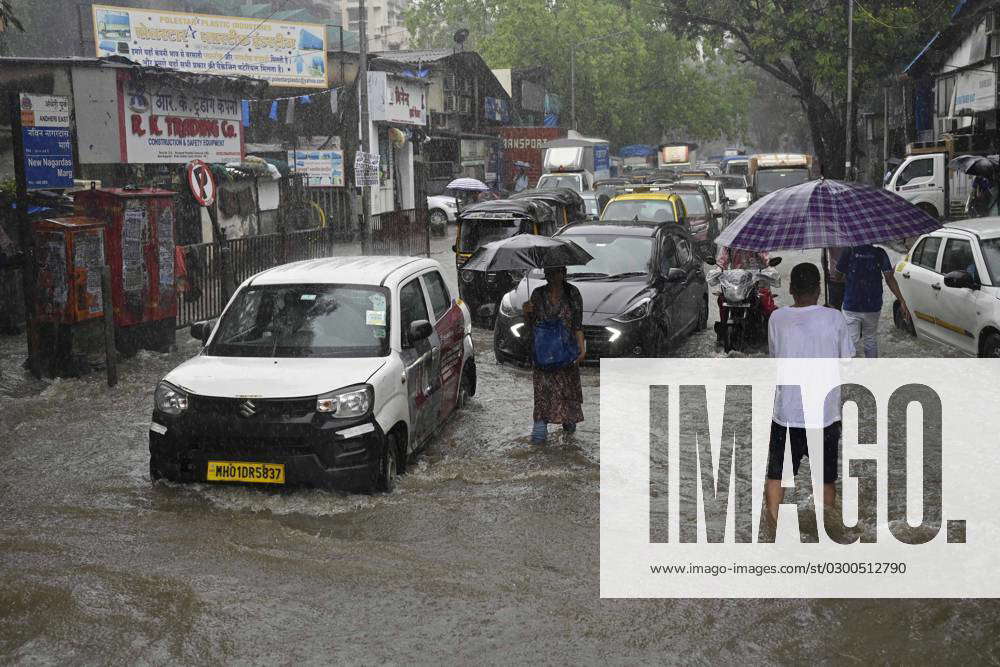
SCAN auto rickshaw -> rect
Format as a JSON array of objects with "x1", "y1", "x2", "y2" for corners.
[
  {"x1": 508, "y1": 187, "x2": 586, "y2": 228},
  {"x1": 453, "y1": 198, "x2": 557, "y2": 326}
]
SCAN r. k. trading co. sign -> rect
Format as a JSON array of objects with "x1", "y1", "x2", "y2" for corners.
[{"x1": 117, "y1": 71, "x2": 244, "y2": 164}]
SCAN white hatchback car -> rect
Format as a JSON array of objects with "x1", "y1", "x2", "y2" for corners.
[
  {"x1": 892, "y1": 218, "x2": 1000, "y2": 357},
  {"x1": 150, "y1": 256, "x2": 476, "y2": 492}
]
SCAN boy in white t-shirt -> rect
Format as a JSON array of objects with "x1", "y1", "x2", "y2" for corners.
[{"x1": 766, "y1": 263, "x2": 855, "y2": 523}]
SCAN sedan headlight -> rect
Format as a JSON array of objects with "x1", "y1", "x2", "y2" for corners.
[
  {"x1": 499, "y1": 291, "x2": 518, "y2": 317},
  {"x1": 154, "y1": 381, "x2": 188, "y2": 415},
  {"x1": 612, "y1": 297, "x2": 652, "y2": 323},
  {"x1": 316, "y1": 384, "x2": 373, "y2": 418}
]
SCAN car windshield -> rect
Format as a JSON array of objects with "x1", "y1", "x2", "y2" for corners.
[
  {"x1": 537, "y1": 174, "x2": 582, "y2": 191},
  {"x1": 726, "y1": 162, "x2": 749, "y2": 175},
  {"x1": 459, "y1": 219, "x2": 523, "y2": 252},
  {"x1": 677, "y1": 193, "x2": 707, "y2": 216},
  {"x1": 207, "y1": 284, "x2": 390, "y2": 358},
  {"x1": 561, "y1": 235, "x2": 653, "y2": 279},
  {"x1": 980, "y1": 238, "x2": 1000, "y2": 284},
  {"x1": 756, "y1": 168, "x2": 811, "y2": 195},
  {"x1": 719, "y1": 175, "x2": 747, "y2": 189},
  {"x1": 601, "y1": 199, "x2": 676, "y2": 223}
]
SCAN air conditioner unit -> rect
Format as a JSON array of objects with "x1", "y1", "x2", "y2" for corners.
[
  {"x1": 444, "y1": 73, "x2": 457, "y2": 91},
  {"x1": 444, "y1": 94, "x2": 457, "y2": 112},
  {"x1": 459, "y1": 97, "x2": 471, "y2": 114},
  {"x1": 937, "y1": 116, "x2": 960, "y2": 134}
]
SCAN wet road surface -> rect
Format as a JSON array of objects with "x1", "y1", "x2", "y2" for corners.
[{"x1": 2, "y1": 232, "x2": 994, "y2": 663}]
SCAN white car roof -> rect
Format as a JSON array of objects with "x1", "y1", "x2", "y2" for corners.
[
  {"x1": 942, "y1": 217, "x2": 1000, "y2": 238},
  {"x1": 249, "y1": 256, "x2": 438, "y2": 288}
]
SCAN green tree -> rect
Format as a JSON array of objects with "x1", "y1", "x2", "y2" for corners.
[
  {"x1": 653, "y1": 0, "x2": 950, "y2": 177},
  {"x1": 405, "y1": 0, "x2": 752, "y2": 147}
]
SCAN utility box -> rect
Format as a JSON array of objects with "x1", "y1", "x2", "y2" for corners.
[
  {"x1": 73, "y1": 187, "x2": 177, "y2": 352},
  {"x1": 34, "y1": 216, "x2": 106, "y2": 324}
]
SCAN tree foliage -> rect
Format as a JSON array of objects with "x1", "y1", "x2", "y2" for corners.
[
  {"x1": 404, "y1": 0, "x2": 752, "y2": 147},
  {"x1": 654, "y1": 0, "x2": 951, "y2": 177}
]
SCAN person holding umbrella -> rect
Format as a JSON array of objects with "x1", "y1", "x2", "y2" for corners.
[
  {"x1": 460, "y1": 233, "x2": 592, "y2": 445},
  {"x1": 522, "y1": 266, "x2": 586, "y2": 445}
]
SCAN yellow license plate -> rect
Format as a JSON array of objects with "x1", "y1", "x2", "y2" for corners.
[{"x1": 206, "y1": 461, "x2": 285, "y2": 484}]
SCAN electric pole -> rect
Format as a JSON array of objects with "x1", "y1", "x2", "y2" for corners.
[
  {"x1": 845, "y1": 0, "x2": 854, "y2": 180},
  {"x1": 358, "y1": 0, "x2": 372, "y2": 239}
]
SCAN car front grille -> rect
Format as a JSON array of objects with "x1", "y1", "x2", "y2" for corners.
[{"x1": 187, "y1": 395, "x2": 316, "y2": 420}]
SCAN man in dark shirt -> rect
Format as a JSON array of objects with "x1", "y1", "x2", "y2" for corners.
[{"x1": 835, "y1": 244, "x2": 909, "y2": 358}]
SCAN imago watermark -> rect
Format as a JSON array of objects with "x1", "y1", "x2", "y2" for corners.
[{"x1": 599, "y1": 359, "x2": 1000, "y2": 598}]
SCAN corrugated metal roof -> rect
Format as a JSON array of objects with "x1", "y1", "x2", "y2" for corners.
[{"x1": 373, "y1": 49, "x2": 454, "y2": 63}]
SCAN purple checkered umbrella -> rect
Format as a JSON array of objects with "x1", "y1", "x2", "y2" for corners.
[{"x1": 715, "y1": 178, "x2": 941, "y2": 251}]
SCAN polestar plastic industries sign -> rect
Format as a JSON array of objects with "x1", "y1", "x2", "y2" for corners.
[
  {"x1": 288, "y1": 149, "x2": 345, "y2": 187},
  {"x1": 92, "y1": 4, "x2": 328, "y2": 88},
  {"x1": 19, "y1": 94, "x2": 74, "y2": 190}
]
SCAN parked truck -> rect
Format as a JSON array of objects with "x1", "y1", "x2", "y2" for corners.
[
  {"x1": 747, "y1": 153, "x2": 817, "y2": 202},
  {"x1": 537, "y1": 133, "x2": 611, "y2": 192},
  {"x1": 497, "y1": 126, "x2": 567, "y2": 193},
  {"x1": 885, "y1": 137, "x2": 988, "y2": 220}
]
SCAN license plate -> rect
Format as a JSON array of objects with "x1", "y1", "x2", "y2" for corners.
[{"x1": 206, "y1": 461, "x2": 285, "y2": 484}]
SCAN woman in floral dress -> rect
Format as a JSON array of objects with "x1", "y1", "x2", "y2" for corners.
[{"x1": 521, "y1": 266, "x2": 586, "y2": 445}]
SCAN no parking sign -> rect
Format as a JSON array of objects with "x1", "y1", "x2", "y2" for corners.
[{"x1": 186, "y1": 160, "x2": 216, "y2": 207}]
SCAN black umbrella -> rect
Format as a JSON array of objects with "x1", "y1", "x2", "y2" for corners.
[
  {"x1": 949, "y1": 154, "x2": 998, "y2": 177},
  {"x1": 461, "y1": 234, "x2": 593, "y2": 272}
]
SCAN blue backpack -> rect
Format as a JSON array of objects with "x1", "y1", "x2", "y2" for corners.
[{"x1": 533, "y1": 318, "x2": 579, "y2": 370}]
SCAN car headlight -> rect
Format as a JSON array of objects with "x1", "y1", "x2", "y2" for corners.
[
  {"x1": 316, "y1": 384, "x2": 373, "y2": 418},
  {"x1": 612, "y1": 297, "x2": 652, "y2": 322},
  {"x1": 461, "y1": 269, "x2": 476, "y2": 283},
  {"x1": 499, "y1": 291, "x2": 518, "y2": 317},
  {"x1": 154, "y1": 381, "x2": 188, "y2": 415}
]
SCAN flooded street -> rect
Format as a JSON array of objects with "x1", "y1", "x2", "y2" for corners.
[{"x1": 2, "y1": 233, "x2": 994, "y2": 664}]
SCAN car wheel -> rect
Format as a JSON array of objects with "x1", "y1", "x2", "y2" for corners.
[
  {"x1": 646, "y1": 322, "x2": 667, "y2": 357},
  {"x1": 697, "y1": 296, "x2": 709, "y2": 331},
  {"x1": 429, "y1": 209, "x2": 448, "y2": 236},
  {"x1": 892, "y1": 300, "x2": 916, "y2": 336},
  {"x1": 375, "y1": 433, "x2": 400, "y2": 493},
  {"x1": 458, "y1": 363, "x2": 474, "y2": 408},
  {"x1": 916, "y1": 202, "x2": 939, "y2": 220},
  {"x1": 149, "y1": 455, "x2": 170, "y2": 482},
  {"x1": 981, "y1": 332, "x2": 1000, "y2": 357}
]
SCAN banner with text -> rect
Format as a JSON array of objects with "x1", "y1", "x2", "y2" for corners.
[
  {"x1": 92, "y1": 4, "x2": 328, "y2": 89},
  {"x1": 118, "y1": 72, "x2": 244, "y2": 164},
  {"x1": 289, "y1": 149, "x2": 345, "y2": 187}
]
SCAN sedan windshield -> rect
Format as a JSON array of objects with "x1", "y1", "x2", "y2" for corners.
[
  {"x1": 459, "y1": 220, "x2": 523, "y2": 252},
  {"x1": 208, "y1": 284, "x2": 390, "y2": 358},
  {"x1": 980, "y1": 238, "x2": 1000, "y2": 284},
  {"x1": 560, "y1": 235, "x2": 653, "y2": 279},
  {"x1": 601, "y1": 199, "x2": 675, "y2": 223},
  {"x1": 719, "y1": 175, "x2": 747, "y2": 189},
  {"x1": 756, "y1": 168, "x2": 811, "y2": 195}
]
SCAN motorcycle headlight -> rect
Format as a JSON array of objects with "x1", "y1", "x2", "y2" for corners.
[
  {"x1": 499, "y1": 291, "x2": 518, "y2": 317},
  {"x1": 612, "y1": 297, "x2": 652, "y2": 322},
  {"x1": 506, "y1": 269, "x2": 526, "y2": 282},
  {"x1": 154, "y1": 381, "x2": 188, "y2": 415},
  {"x1": 316, "y1": 384, "x2": 373, "y2": 418},
  {"x1": 461, "y1": 269, "x2": 476, "y2": 284}
]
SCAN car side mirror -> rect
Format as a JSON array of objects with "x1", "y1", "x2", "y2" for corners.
[
  {"x1": 451, "y1": 244, "x2": 457, "y2": 252},
  {"x1": 409, "y1": 319, "x2": 433, "y2": 343},
  {"x1": 665, "y1": 267, "x2": 686, "y2": 282},
  {"x1": 768, "y1": 256, "x2": 782, "y2": 267},
  {"x1": 189, "y1": 319, "x2": 214, "y2": 345},
  {"x1": 726, "y1": 198, "x2": 737, "y2": 206},
  {"x1": 943, "y1": 269, "x2": 979, "y2": 290}
]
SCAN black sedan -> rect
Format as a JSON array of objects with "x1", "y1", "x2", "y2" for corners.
[{"x1": 493, "y1": 222, "x2": 709, "y2": 363}]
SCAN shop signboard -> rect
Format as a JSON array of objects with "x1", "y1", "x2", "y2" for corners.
[
  {"x1": 118, "y1": 72, "x2": 244, "y2": 164},
  {"x1": 19, "y1": 94, "x2": 74, "y2": 190},
  {"x1": 367, "y1": 72, "x2": 427, "y2": 126},
  {"x1": 92, "y1": 4, "x2": 328, "y2": 88},
  {"x1": 288, "y1": 149, "x2": 345, "y2": 187}
]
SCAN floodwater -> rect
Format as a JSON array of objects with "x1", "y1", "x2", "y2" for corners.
[{"x1": 2, "y1": 234, "x2": 994, "y2": 663}]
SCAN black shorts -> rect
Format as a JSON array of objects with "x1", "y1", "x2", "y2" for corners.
[{"x1": 766, "y1": 421, "x2": 841, "y2": 484}]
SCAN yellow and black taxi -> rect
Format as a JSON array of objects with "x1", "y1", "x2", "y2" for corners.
[
  {"x1": 454, "y1": 198, "x2": 557, "y2": 325},
  {"x1": 600, "y1": 186, "x2": 688, "y2": 227}
]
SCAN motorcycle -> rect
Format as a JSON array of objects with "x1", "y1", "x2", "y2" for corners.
[{"x1": 708, "y1": 257, "x2": 782, "y2": 353}]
